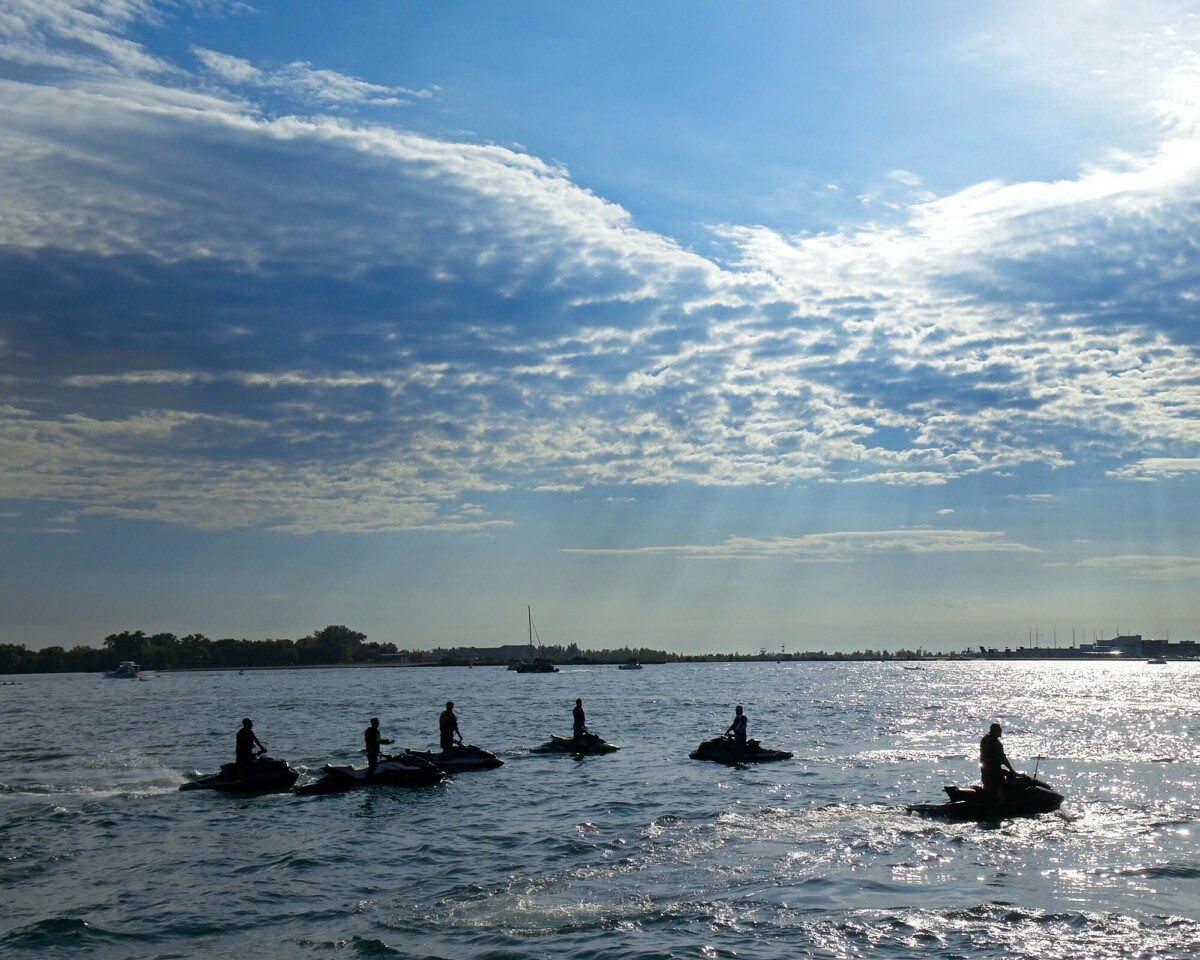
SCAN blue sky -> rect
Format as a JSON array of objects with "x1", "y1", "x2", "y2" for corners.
[{"x1": 2, "y1": 1, "x2": 1199, "y2": 654}]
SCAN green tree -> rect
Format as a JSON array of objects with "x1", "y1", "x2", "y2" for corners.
[
  {"x1": 304, "y1": 625, "x2": 367, "y2": 664},
  {"x1": 103, "y1": 630, "x2": 146, "y2": 666}
]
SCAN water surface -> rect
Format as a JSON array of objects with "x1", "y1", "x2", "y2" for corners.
[{"x1": 2, "y1": 660, "x2": 1197, "y2": 958}]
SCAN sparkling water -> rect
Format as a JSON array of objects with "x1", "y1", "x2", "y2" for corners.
[{"x1": 2, "y1": 660, "x2": 1196, "y2": 958}]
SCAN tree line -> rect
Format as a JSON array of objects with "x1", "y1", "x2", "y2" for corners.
[
  {"x1": 0, "y1": 631, "x2": 962, "y2": 675},
  {"x1": 0, "y1": 625, "x2": 394, "y2": 674}
]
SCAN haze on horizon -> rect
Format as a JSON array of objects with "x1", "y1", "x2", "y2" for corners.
[{"x1": 1, "y1": 1, "x2": 1199, "y2": 655}]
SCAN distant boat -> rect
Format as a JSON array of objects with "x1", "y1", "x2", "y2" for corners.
[
  {"x1": 514, "y1": 606, "x2": 558, "y2": 673},
  {"x1": 1147, "y1": 656, "x2": 1168, "y2": 664},
  {"x1": 618, "y1": 658, "x2": 642, "y2": 670},
  {"x1": 104, "y1": 660, "x2": 141, "y2": 679}
]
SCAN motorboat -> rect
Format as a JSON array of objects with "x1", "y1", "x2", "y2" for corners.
[
  {"x1": 618, "y1": 658, "x2": 642, "y2": 670},
  {"x1": 689, "y1": 735, "x2": 793, "y2": 764},
  {"x1": 533, "y1": 732, "x2": 620, "y2": 755},
  {"x1": 295, "y1": 753, "x2": 446, "y2": 795},
  {"x1": 906, "y1": 773, "x2": 1064, "y2": 820},
  {"x1": 404, "y1": 744, "x2": 504, "y2": 771},
  {"x1": 104, "y1": 660, "x2": 141, "y2": 679},
  {"x1": 179, "y1": 755, "x2": 299, "y2": 793}
]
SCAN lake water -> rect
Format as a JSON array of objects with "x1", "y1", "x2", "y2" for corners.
[{"x1": 1, "y1": 660, "x2": 1197, "y2": 959}]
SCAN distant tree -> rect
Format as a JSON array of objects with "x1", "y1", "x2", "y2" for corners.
[
  {"x1": 144, "y1": 632, "x2": 181, "y2": 670},
  {"x1": 0, "y1": 644, "x2": 36, "y2": 673},
  {"x1": 37, "y1": 646, "x2": 66, "y2": 672},
  {"x1": 65, "y1": 645, "x2": 105, "y2": 672},
  {"x1": 311, "y1": 625, "x2": 367, "y2": 663},
  {"x1": 103, "y1": 630, "x2": 148, "y2": 665}
]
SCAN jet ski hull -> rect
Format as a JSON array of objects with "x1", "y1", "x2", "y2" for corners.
[
  {"x1": 180, "y1": 757, "x2": 300, "y2": 793},
  {"x1": 405, "y1": 745, "x2": 504, "y2": 770},
  {"x1": 533, "y1": 733, "x2": 620, "y2": 754},
  {"x1": 689, "y1": 737, "x2": 793, "y2": 764},
  {"x1": 295, "y1": 755, "x2": 446, "y2": 795},
  {"x1": 907, "y1": 775, "x2": 1064, "y2": 820}
]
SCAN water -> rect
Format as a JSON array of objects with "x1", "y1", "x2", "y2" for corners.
[{"x1": 1, "y1": 660, "x2": 1197, "y2": 959}]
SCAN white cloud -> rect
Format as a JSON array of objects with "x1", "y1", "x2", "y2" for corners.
[
  {"x1": 1108, "y1": 457, "x2": 1200, "y2": 480},
  {"x1": 0, "y1": 1, "x2": 1198, "y2": 535},
  {"x1": 193, "y1": 47, "x2": 436, "y2": 107},
  {"x1": 561, "y1": 529, "x2": 1040, "y2": 562},
  {"x1": 1078, "y1": 554, "x2": 1200, "y2": 579},
  {"x1": 193, "y1": 48, "x2": 262, "y2": 85}
]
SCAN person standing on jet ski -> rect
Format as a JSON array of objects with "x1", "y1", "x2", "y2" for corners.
[
  {"x1": 236, "y1": 718, "x2": 265, "y2": 769},
  {"x1": 439, "y1": 701, "x2": 463, "y2": 752},
  {"x1": 364, "y1": 717, "x2": 393, "y2": 775},
  {"x1": 725, "y1": 705, "x2": 747, "y2": 751},
  {"x1": 572, "y1": 698, "x2": 587, "y2": 740},
  {"x1": 980, "y1": 722, "x2": 1016, "y2": 800}
]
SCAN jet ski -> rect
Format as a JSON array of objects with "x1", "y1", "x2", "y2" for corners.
[
  {"x1": 907, "y1": 773, "x2": 1064, "y2": 820},
  {"x1": 533, "y1": 732, "x2": 620, "y2": 754},
  {"x1": 689, "y1": 735, "x2": 793, "y2": 764},
  {"x1": 404, "y1": 744, "x2": 504, "y2": 770},
  {"x1": 295, "y1": 753, "x2": 446, "y2": 795},
  {"x1": 180, "y1": 755, "x2": 300, "y2": 793}
]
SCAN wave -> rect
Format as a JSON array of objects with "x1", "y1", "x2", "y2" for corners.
[{"x1": 0, "y1": 917, "x2": 158, "y2": 951}]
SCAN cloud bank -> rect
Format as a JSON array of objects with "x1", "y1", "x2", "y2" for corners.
[{"x1": 1, "y1": 1, "x2": 1199, "y2": 542}]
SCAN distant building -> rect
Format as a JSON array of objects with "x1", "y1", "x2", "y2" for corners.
[
  {"x1": 1141, "y1": 637, "x2": 1199, "y2": 658},
  {"x1": 1080, "y1": 634, "x2": 1143, "y2": 657},
  {"x1": 982, "y1": 633, "x2": 1200, "y2": 660},
  {"x1": 378, "y1": 645, "x2": 535, "y2": 664},
  {"x1": 447, "y1": 645, "x2": 536, "y2": 662}
]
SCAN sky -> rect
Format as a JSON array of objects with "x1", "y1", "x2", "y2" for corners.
[{"x1": 2, "y1": 1, "x2": 1199, "y2": 655}]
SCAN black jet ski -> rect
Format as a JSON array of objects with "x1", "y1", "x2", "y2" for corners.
[
  {"x1": 689, "y1": 735, "x2": 793, "y2": 764},
  {"x1": 533, "y1": 732, "x2": 620, "y2": 754},
  {"x1": 907, "y1": 773, "x2": 1064, "y2": 820},
  {"x1": 404, "y1": 744, "x2": 504, "y2": 771},
  {"x1": 295, "y1": 753, "x2": 446, "y2": 795},
  {"x1": 180, "y1": 755, "x2": 300, "y2": 793}
]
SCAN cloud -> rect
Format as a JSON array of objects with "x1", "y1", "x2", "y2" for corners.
[
  {"x1": 193, "y1": 47, "x2": 437, "y2": 107},
  {"x1": 0, "y1": 0, "x2": 177, "y2": 77},
  {"x1": 1077, "y1": 554, "x2": 1200, "y2": 579},
  {"x1": 0, "y1": 2, "x2": 1199, "y2": 534},
  {"x1": 1107, "y1": 457, "x2": 1200, "y2": 480},
  {"x1": 561, "y1": 529, "x2": 1041, "y2": 562}
]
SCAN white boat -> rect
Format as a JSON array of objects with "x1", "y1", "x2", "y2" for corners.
[
  {"x1": 104, "y1": 660, "x2": 141, "y2": 679},
  {"x1": 618, "y1": 658, "x2": 642, "y2": 670}
]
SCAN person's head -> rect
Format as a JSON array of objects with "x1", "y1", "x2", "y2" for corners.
[
  {"x1": 575, "y1": 698, "x2": 582, "y2": 706},
  {"x1": 446, "y1": 701, "x2": 454, "y2": 710},
  {"x1": 990, "y1": 722, "x2": 1002, "y2": 736},
  {"x1": 735, "y1": 705, "x2": 743, "y2": 715},
  {"x1": 242, "y1": 718, "x2": 252, "y2": 728},
  {"x1": 370, "y1": 717, "x2": 380, "y2": 727}
]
